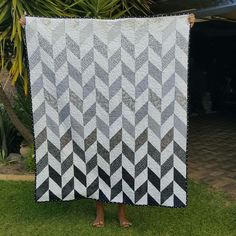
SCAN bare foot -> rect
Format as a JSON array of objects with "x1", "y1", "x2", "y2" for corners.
[
  {"x1": 119, "y1": 216, "x2": 132, "y2": 228},
  {"x1": 118, "y1": 204, "x2": 132, "y2": 228},
  {"x1": 92, "y1": 217, "x2": 104, "y2": 228}
]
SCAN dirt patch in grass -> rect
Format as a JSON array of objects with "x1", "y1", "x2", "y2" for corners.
[{"x1": 0, "y1": 163, "x2": 33, "y2": 175}]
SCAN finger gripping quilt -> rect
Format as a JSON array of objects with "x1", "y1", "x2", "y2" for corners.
[{"x1": 25, "y1": 14, "x2": 190, "y2": 207}]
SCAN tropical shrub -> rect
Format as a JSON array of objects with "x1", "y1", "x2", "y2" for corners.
[
  {"x1": 23, "y1": 143, "x2": 35, "y2": 172},
  {"x1": 0, "y1": 104, "x2": 19, "y2": 163},
  {"x1": 13, "y1": 77, "x2": 33, "y2": 132}
]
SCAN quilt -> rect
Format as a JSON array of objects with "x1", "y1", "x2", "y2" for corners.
[{"x1": 25, "y1": 14, "x2": 190, "y2": 207}]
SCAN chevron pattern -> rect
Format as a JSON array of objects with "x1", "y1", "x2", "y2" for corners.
[{"x1": 25, "y1": 15, "x2": 190, "y2": 207}]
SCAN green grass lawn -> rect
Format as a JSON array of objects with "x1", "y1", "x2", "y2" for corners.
[{"x1": 0, "y1": 179, "x2": 235, "y2": 236}]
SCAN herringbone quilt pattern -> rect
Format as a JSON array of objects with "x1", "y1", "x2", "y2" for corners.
[{"x1": 25, "y1": 14, "x2": 190, "y2": 207}]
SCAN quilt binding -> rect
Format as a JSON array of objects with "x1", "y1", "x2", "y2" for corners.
[{"x1": 23, "y1": 11, "x2": 192, "y2": 208}]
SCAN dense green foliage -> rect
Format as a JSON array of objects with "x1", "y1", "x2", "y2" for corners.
[{"x1": 0, "y1": 104, "x2": 19, "y2": 162}]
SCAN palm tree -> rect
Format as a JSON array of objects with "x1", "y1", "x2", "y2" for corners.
[{"x1": 0, "y1": 0, "x2": 152, "y2": 145}]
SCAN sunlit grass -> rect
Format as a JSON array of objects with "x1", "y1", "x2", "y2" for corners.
[{"x1": 0, "y1": 179, "x2": 235, "y2": 236}]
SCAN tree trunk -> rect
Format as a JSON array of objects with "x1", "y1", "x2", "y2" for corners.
[{"x1": 0, "y1": 83, "x2": 33, "y2": 145}]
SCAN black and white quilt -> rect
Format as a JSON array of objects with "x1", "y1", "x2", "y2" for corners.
[{"x1": 25, "y1": 14, "x2": 190, "y2": 207}]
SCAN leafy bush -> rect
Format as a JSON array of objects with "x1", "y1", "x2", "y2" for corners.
[
  {"x1": 23, "y1": 143, "x2": 35, "y2": 172},
  {"x1": 0, "y1": 106, "x2": 7, "y2": 162},
  {"x1": 0, "y1": 104, "x2": 19, "y2": 163},
  {"x1": 13, "y1": 77, "x2": 33, "y2": 133}
]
